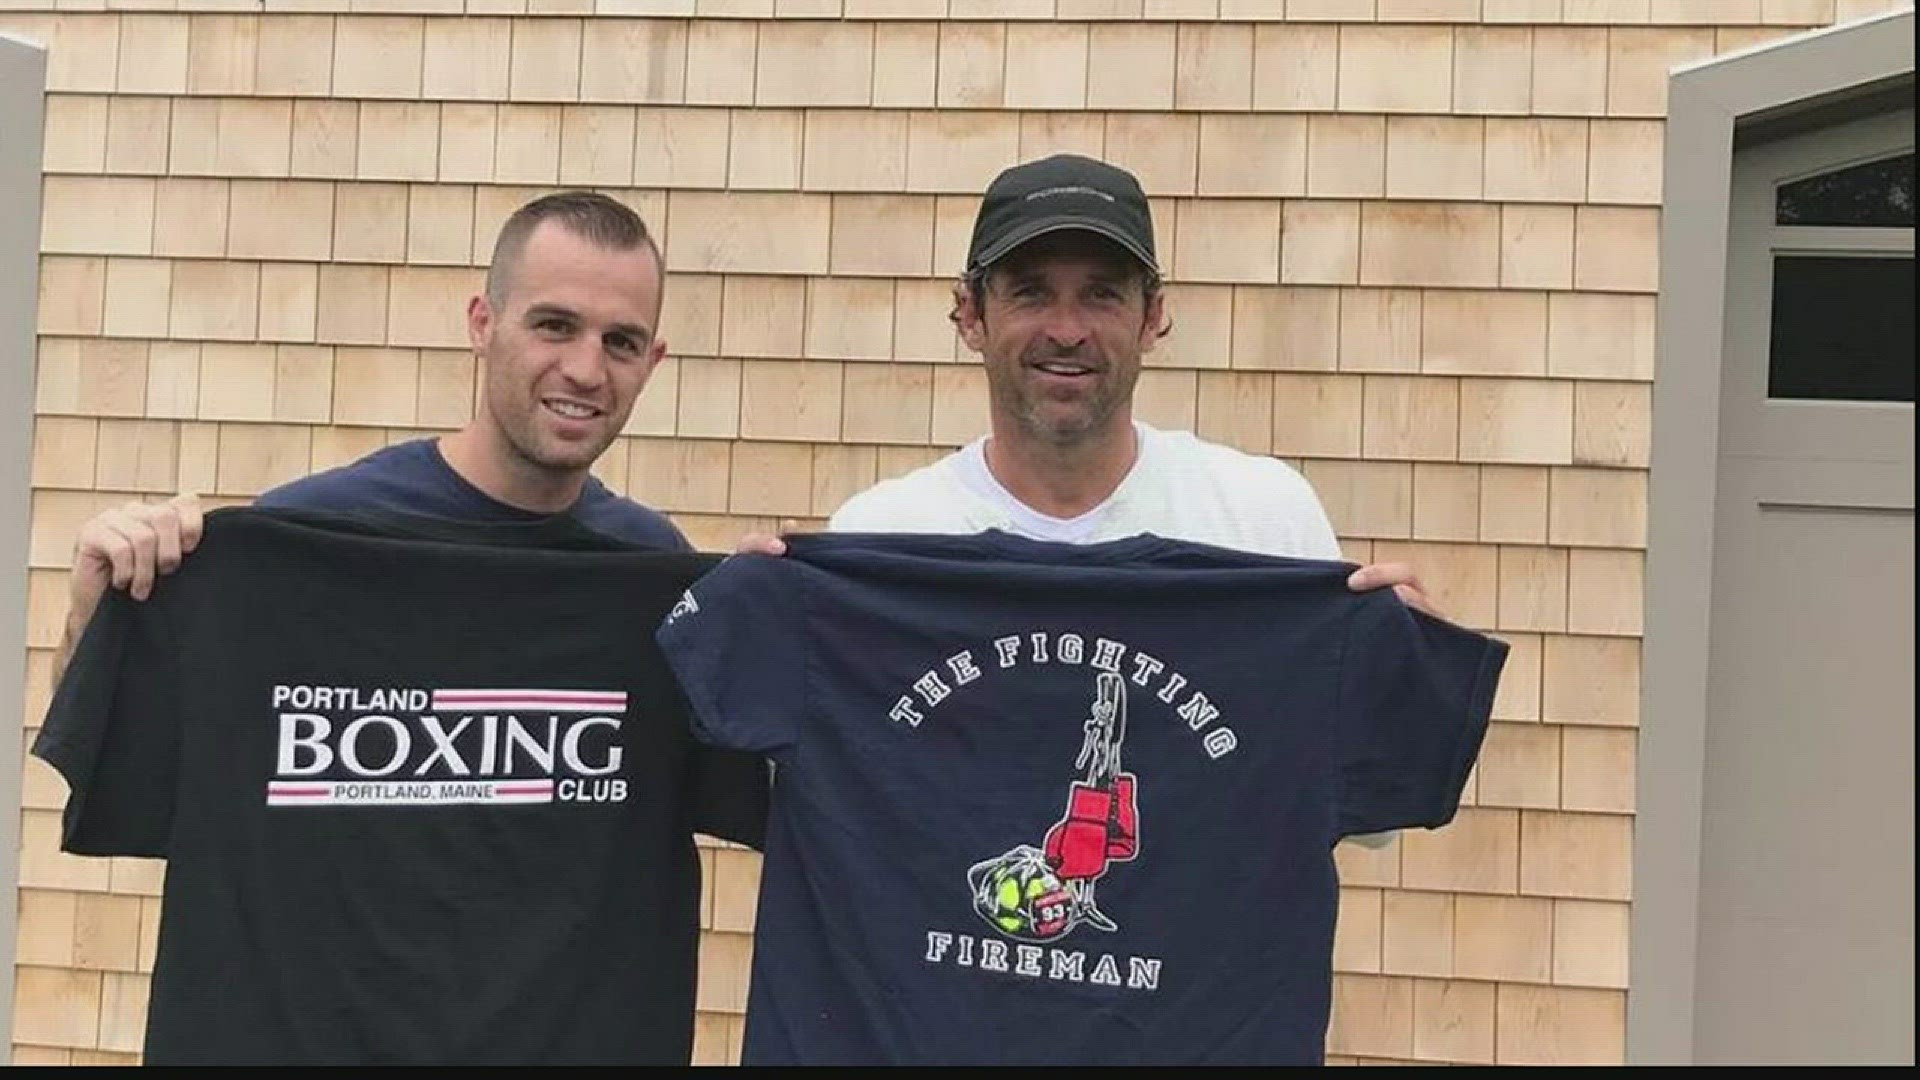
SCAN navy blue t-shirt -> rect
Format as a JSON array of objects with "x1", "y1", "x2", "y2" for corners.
[
  {"x1": 656, "y1": 530, "x2": 1506, "y2": 1066},
  {"x1": 257, "y1": 439, "x2": 689, "y2": 550}
]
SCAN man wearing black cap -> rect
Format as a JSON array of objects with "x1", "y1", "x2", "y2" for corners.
[
  {"x1": 688, "y1": 157, "x2": 1485, "y2": 1064},
  {"x1": 823, "y1": 154, "x2": 1435, "y2": 621}
]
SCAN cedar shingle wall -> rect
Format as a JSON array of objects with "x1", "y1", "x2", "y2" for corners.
[{"x1": 8, "y1": 0, "x2": 1906, "y2": 1066}]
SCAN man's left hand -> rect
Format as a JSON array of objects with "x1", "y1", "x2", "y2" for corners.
[{"x1": 1347, "y1": 562, "x2": 1441, "y2": 619}]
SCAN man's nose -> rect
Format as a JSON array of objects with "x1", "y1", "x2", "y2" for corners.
[
  {"x1": 556, "y1": 338, "x2": 609, "y2": 388},
  {"x1": 1042, "y1": 302, "x2": 1091, "y2": 348}
]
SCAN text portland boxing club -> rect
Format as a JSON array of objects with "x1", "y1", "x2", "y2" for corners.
[{"x1": 266, "y1": 684, "x2": 628, "y2": 807}]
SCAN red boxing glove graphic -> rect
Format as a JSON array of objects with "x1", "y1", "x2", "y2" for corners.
[
  {"x1": 1045, "y1": 782, "x2": 1115, "y2": 881},
  {"x1": 1032, "y1": 672, "x2": 1142, "y2": 936}
]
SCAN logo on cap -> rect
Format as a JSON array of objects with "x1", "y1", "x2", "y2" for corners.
[{"x1": 1025, "y1": 186, "x2": 1118, "y2": 204}]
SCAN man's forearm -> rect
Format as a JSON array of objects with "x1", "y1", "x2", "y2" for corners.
[{"x1": 49, "y1": 609, "x2": 86, "y2": 690}]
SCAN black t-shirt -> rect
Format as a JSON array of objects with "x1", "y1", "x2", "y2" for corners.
[{"x1": 32, "y1": 507, "x2": 768, "y2": 1065}]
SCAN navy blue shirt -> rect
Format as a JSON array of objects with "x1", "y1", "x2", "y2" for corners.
[
  {"x1": 257, "y1": 439, "x2": 689, "y2": 551},
  {"x1": 657, "y1": 531, "x2": 1506, "y2": 1066}
]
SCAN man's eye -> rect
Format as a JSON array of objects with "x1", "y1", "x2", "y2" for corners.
[
  {"x1": 536, "y1": 319, "x2": 571, "y2": 334},
  {"x1": 606, "y1": 335, "x2": 637, "y2": 356}
]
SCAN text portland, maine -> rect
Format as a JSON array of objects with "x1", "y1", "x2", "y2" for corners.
[{"x1": 266, "y1": 684, "x2": 629, "y2": 807}]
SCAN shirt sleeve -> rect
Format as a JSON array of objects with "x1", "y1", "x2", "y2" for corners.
[
  {"x1": 826, "y1": 480, "x2": 914, "y2": 534},
  {"x1": 1334, "y1": 591, "x2": 1508, "y2": 838},
  {"x1": 655, "y1": 554, "x2": 809, "y2": 758},
  {"x1": 685, "y1": 744, "x2": 772, "y2": 851},
  {"x1": 30, "y1": 590, "x2": 183, "y2": 858},
  {"x1": 1258, "y1": 456, "x2": 1344, "y2": 561}
]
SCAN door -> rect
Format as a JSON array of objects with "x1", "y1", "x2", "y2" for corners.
[{"x1": 1699, "y1": 107, "x2": 1914, "y2": 1065}]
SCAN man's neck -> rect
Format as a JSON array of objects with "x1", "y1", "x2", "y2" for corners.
[
  {"x1": 437, "y1": 425, "x2": 587, "y2": 514},
  {"x1": 983, "y1": 419, "x2": 1140, "y2": 520}
]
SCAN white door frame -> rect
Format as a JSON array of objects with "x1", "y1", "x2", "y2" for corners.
[{"x1": 1, "y1": 31, "x2": 49, "y2": 1064}]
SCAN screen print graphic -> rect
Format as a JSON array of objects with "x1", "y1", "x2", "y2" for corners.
[
  {"x1": 968, "y1": 672, "x2": 1141, "y2": 942},
  {"x1": 265, "y1": 685, "x2": 630, "y2": 807}
]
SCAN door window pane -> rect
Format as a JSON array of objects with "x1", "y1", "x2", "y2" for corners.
[
  {"x1": 1775, "y1": 152, "x2": 1915, "y2": 227},
  {"x1": 1768, "y1": 255, "x2": 1915, "y2": 402}
]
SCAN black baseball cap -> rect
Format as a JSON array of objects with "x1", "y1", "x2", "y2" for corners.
[{"x1": 965, "y1": 154, "x2": 1159, "y2": 275}]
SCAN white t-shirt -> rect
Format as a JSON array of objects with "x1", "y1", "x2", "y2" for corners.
[{"x1": 829, "y1": 422, "x2": 1345, "y2": 560}]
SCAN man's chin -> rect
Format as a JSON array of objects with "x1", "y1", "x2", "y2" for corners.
[
  {"x1": 517, "y1": 436, "x2": 610, "y2": 475},
  {"x1": 1026, "y1": 416, "x2": 1103, "y2": 447},
  {"x1": 1021, "y1": 398, "x2": 1120, "y2": 439}
]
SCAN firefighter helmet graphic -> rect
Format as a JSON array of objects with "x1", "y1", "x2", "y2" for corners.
[
  {"x1": 967, "y1": 846, "x2": 1074, "y2": 942},
  {"x1": 967, "y1": 671, "x2": 1142, "y2": 942}
]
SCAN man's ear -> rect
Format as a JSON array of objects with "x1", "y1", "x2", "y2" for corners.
[
  {"x1": 637, "y1": 337, "x2": 669, "y2": 389},
  {"x1": 467, "y1": 293, "x2": 495, "y2": 354},
  {"x1": 1137, "y1": 289, "x2": 1165, "y2": 355},
  {"x1": 954, "y1": 278, "x2": 988, "y2": 353}
]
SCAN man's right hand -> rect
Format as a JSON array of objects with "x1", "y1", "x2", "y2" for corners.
[
  {"x1": 52, "y1": 493, "x2": 204, "y2": 688},
  {"x1": 732, "y1": 518, "x2": 804, "y2": 556},
  {"x1": 732, "y1": 533, "x2": 787, "y2": 556},
  {"x1": 70, "y1": 493, "x2": 205, "y2": 617}
]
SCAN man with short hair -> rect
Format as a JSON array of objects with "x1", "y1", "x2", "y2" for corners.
[
  {"x1": 54, "y1": 190, "x2": 681, "y2": 684},
  {"x1": 37, "y1": 189, "x2": 765, "y2": 1065}
]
